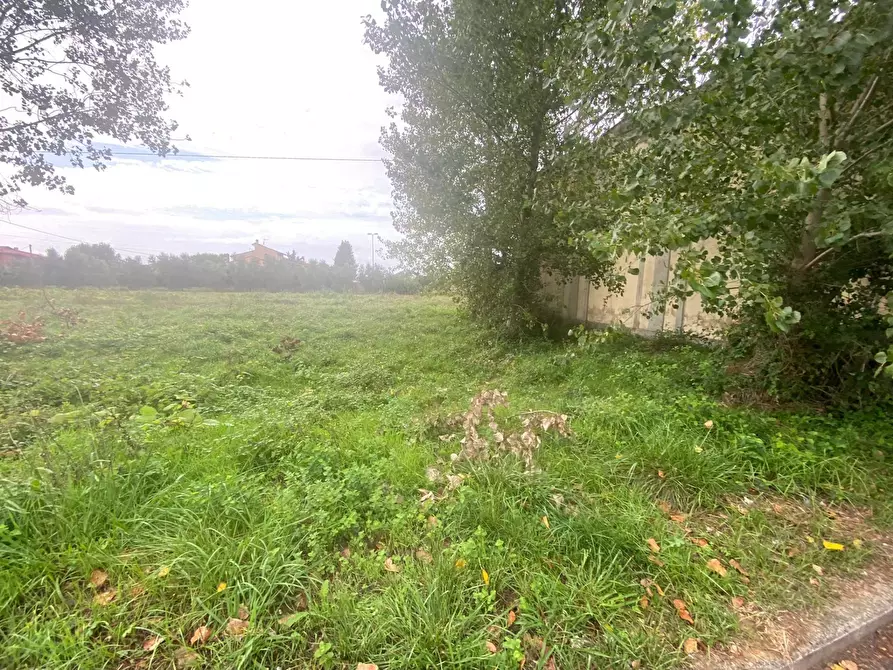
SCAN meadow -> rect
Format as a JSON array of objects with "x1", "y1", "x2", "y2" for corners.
[{"x1": 1, "y1": 289, "x2": 891, "y2": 669}]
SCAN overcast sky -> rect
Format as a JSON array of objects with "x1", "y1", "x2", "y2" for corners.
[{"x1": 3, "y1": 1, "x2": 397, "y2": 265}]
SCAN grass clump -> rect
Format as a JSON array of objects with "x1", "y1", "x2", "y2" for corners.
[{"x1": 0, "y1": 289, "x2": 891, "y2": 669}]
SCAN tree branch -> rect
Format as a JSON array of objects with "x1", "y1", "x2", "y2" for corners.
[
  {"x1": 803, "y1": 230, "x2": 888, "y2": 270},
  {"x1": 0, "y1": 29, "x2": 68, "y2": 60},
  {"x1": 834, "y1": 76, "x2": 878, "y2": 148}
]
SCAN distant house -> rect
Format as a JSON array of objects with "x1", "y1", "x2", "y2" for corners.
[
  {"x1": 0, "y1": 246, "x2": 43, "y2": 266},
  {"x1": 232, "y1": 240, "x2": 286, "y2": 265}
]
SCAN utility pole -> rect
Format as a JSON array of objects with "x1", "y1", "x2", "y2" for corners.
[{"x1": 367, "y1": 232, "x2": 377, "y2": 269}]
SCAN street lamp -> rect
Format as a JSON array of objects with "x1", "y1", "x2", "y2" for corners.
[{"x1": 367, "y1": 232, "x2": 380, "y2": 269}]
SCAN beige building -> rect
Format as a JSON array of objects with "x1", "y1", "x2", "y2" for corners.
[{"x1": 543, "y1": 244, "x2": 726, "y2": 336}]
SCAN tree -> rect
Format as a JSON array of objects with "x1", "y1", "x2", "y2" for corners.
[
  {"x1": 332, "y1": 240, "x2": 357, "y2": 291},
  {"x1": 0, "y1": 0, "x2": 189, "y2": 207},
  {"x1": 364, "y1": 0, "x2": 611, "y2": 333},
  {"x1": 563, "y1": 0, "x2": 893, "y2": 398}
]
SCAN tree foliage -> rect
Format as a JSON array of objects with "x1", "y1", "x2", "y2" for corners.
[
  {"x1": 0, "y1": 244, "x2": 427, "y2": 294},
  {"x1": 0, "y1": 0, "x2": 189, "y2": 206},
  {"x1": 364, "y1": 0, "x2": 613, "y2": 333},
  {"x1": 559, "y1": 0, "x2": 893, "y2": 397}
]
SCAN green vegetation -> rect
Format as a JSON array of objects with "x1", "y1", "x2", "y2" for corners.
[
  {"x1": 1, "y1": 289, "x2": 892, "y2": 669},
  {"x1": 366, "y1": 0, "x2": 893, "y2": 399}
]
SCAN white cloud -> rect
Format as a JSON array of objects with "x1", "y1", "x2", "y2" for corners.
[{"x1": 3, "y1": 0, "x2": 397, "y2": 265}]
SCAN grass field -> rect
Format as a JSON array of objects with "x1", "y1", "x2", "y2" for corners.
[{"x1": 1, "y1": 289, "x2": 892, "y2": 669}]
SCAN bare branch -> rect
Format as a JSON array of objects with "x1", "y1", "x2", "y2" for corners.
[
  {"x1": 834, "y1": 76, "x2": 878, "y2": 148},
  {"x1": 803, "y1": 230, "x2": 888, "y2": 270}
]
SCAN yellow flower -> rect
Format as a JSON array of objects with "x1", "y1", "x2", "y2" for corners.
[
  {"x1": 216, "y1": 582, "x2": 227, "y2": 592},
  {"x1": 157, "y1": 566, "x2": 171, "y2": 578},
  {"x1": 455, "y1": 558, "x2": 467, "y2": 569}
]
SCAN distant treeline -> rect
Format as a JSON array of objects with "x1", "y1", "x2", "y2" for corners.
[{"x1": 0, "y1": 243, "x2": 429, "y2": 294}]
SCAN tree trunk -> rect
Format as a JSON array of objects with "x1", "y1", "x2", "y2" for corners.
[{"x1": 793, "y1": 92, "x2": 832, "y2": 275}]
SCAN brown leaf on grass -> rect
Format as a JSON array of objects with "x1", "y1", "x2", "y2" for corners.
[
  {"x1": 415, "y1": 549, "x2": 433, "y2": 564},
  {"x1": 418, "y1": 489, "x2": 435, "y2": 504},
  {"x1": 189, "y1": 626, "x2": 212, "y2": 645},
  {"x1": 639, "y1": 578, "x2": 653, "y2": 597},
  {"x1": 835, "y1": 661, "x2": 858, "y2": 670},
  {"x1": 683, "y1": 638, "x2": 700, "y2": 654},
  {"x1": 174, "y1": 648, "x2": 202, "y2": 668},
  {"x1": 657, "y1": 501, "x2": 672, "y2": 514},
  {"x1": 812, "y1": 564, "x2": 824, "y2": 576},
  {"x1": 541, "y1": 515, "x2": 550, "y2": 529},
  {"x1": 507, "y1": 610, "x2": 517, "y2": 627},
  {"x1": 142, "y1": 636, "x2": 163, "y2": 651},
  {"x1": 787, "y1": 546, "x2": 801, "y2": 558},
  {"x1": 647, "y1": 538, "x2": 661, "y2": 553},
  {"x1": 545, "y1": 655, "x2": 558, "y2": 670},
  {"x1": 384, "y1": 557, "x2": 402, "y2": 573},
  {"x1": 237, "y1": 604, "x2": 250, "y2": 620},
  {"x1": 356, "y1": 664, "x2": 379, "y2": 670},
  {"x1": 810, "y1": 577, "x2": 820, "y2": 586},
  {"x1": 729, "y1": 559, "x2": 749, "y2": 576},
  {"x1": 648, "y1": 555, "x2": 665, "y2": 567},
  {"x1": 669, "y1": 513, "x2": 688, "y2": 523},
  {"x1": 706, "y1": 558, "x2": 728, "y2": 577},
  {"x1": 486, "y1": 640, "x2": 498, "y2": 653},
  {"x1": 690, "y1": 537, "x2": 709, "y2": 548},
  {"x1": 341, "y1": 547, "x2": 352, "y2": 559},
  {"x1": 93, "y1": 588, "x2": 117, "y2": 606},
  {"x1": 89, "y1": 569, "x2": 108, "y2": 588},
  {"x1": 655, "y1": 582, "x2": 665, "y2": 597},
  {"x1": 129, "y1": 584, "x2": 146, "y2": 598},
  {"x1": 731, "y1": 596, "x2": 745, "y2": 610},
  {"x1": 657, "y1": 470, "x2": 666, "y2": 479},
  {"x1": 639, "y1": 596, "x2": 650, "y2": 609},
  {"x1": 427, "y1": 515, "x2": 438, "y2": 527},
  {"x1": 631, "y1": 661, "x2": 642, "y2": 669},
  {"x1": 225, "y1": 618, "x2": 249, "y2": 638},
  {"x1": 673, "y1": 599, "x2": 695, "y2": 625}
]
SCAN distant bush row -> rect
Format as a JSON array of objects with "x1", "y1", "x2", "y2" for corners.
[{"x1": 0, "y1": 243, "x2": 430, "y2": 294}]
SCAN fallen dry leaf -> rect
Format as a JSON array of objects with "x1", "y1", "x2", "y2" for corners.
[
  {"x1": 356, "y1": 664, "x2": 379, "y2": 670},
  {"x1": 143, "y1": 636, "x2": 163, "y2": 652},
  {"x1": 418, "y1": 488, "x2": 435, "y2": 504},
  {"x1": 455, "y1": 558, "x2": 467, "y2": 569},
  {"x1": 787, "y1": 546, "x2": 801, "y2": 558},
  {"x1": 823, "y1": 540, "x2": 845, "y2": 551},
  {"x1": 486, "y1": 640, "x2": 498, "y2": 653},
  {"x1": 481, "y1": 568, "x2": 490, "y2": 585},
  {"x1": 129, "y1": 584, "x2": 146, "y2": 598},
  {"x1": 669, "y1": 513, "x2": 688, "y2": 523},
  {"x1": 427, "y1": 515, "x2": 438, "y2": 527},
  {"x1": 812, "y1": 564, "x2": 824, "y2": 576},
  {"x1": 810, "y1": 577, "x2": 821, "y2": 586},
  {"x1": 836, "y1": 661, "x2": 858, "y2": 670},
  {"x1": 507, "y1": 610, "x2": 517, "y2": 627},
  {"x1": 545, "y1": 655, "x2": 557, "y2": 670},
  {"x1": 89, "y1": 569, "x2": 108, "y2": 588},
  {"x1": 225, "y1": 618, "x2": 249, "y2": 638},
  {"x1": 647, "y1": 538, "x2": 661, "y2": 553},
  {"x1": 93, "y1": 588, "x2": 117, "y2": 606},
  {"x1": 237, "y1": 604, "x2": 249, "y2": 620},
  {"x1": 415, "y1": 549, "x2": 433, "y2": 564},
  {"x1": 729, "y1": 559, "x2": 748, "y2": 575},
  {"x1": 189, "y1": 626, "x2": 212, "y2": 645},
  {"x1": 384, "y1": 557, "x2": 402, "y2": 573},
  {"x1": 640, "y1": 578, "x2": 653, "y2": 597},
  {"x1": 216, "y1": 581, "x2": 227, "y2": 593},
  {"x1": 639, "y1": 596, "x2": 650, "y2": 609},
  {"x1": 648, "y1": 555, "x2": 665, "y2": 567},
  {"x1": 706, "y1": 558, "x2": 728, "y2": 577},
  {"x1": 541, "y1": 515, "x2": 550, "y2": 529},
  {"x1": 690, "y1": 537, "x2": 709, "y2": 548},
  {"x1": 731, "y1": 596, "x2": 745, "y2": 610},
  {"x1": 631, "y1": 661, "x2": 641, "y2": 669},
  {"x1": 704, "y1": 420, "x2": 714, "y2": 429},
  {"x1": 655, "y1": 582, "x2": 666, "y2": 597},
  {"x1": 683, "y1": 638, "x2": 700, "y2": 654},
  {"x1": 341, "y1": 547, "x2": 352, "y2": 559},
  {"x1": 657, "y1": 470, "x2": 665, "y2": 479},
  {"x1": 157, "y1": 566, "x2": 171, "y2": 578},
  {"x1": 657, "y1": 501, "x2": 672, "y2": 514},
  {"x1": 673, "y1": 599, "x2": 695, "y2": 625}
]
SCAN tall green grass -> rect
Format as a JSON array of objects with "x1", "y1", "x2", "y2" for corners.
[{"x1": 0, "y1": 289, "x2": 889, "y2": 668}]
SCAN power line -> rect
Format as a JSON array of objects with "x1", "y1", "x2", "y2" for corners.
[
  {"x1": 110, "y1": 151, "x2": 384, "y2": 163},
  {"x1": 1, "y1": 219, "x2": 164, "y2": 256}
]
